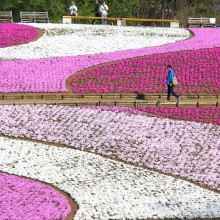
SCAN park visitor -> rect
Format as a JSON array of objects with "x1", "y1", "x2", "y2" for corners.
[
  {"x1": 92, "y1": 0, "x2": 102, "y2": 25},
  {"x1": 166, "y1": 65, "x2": 180, "y2": 102},
  {"x1": 100, "y1": 1, "x2": 109, "y2": 25},
  {"x1": 69, "y1": 2, "x2": 78, "y2": 16}
]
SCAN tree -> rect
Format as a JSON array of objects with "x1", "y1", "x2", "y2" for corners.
[{"x1": 1, "y1": 0, "x2": 67, "y2": 22}]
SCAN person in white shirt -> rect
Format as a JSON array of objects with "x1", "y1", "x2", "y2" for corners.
[
  {"x1": 100, "y1": 1, "x2": 108, "y2": 25},
  {"x1": 69, "y1": 2, "x2": 78, "y2": 16}
]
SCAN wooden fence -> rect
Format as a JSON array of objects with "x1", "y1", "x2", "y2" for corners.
[{"x1": 62, "y1": 16, "x2": 180, "y2": 27}]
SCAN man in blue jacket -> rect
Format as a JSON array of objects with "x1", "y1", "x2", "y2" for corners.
[{"x1": 166, "y1": 65, "x2": 180, "y2": 102}]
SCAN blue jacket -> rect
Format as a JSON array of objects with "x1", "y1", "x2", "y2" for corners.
[{"x1": 166, "y1": 69, "x2": 175, "y2": 84}]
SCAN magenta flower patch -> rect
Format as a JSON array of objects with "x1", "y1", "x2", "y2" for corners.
[
  {"x1": 136, "y1": 106, "x2": 220, "y2": 125},
  {"x1": 0, "y1": 172, "x2": 71, "y2": 220},
  {"x1": 71, "y1": 47, "x2": 220, "y2": 94},
  {"x1": 86, "y1": 106, "x2": 220, "y2": 126},
  {"x1": 0, "y1": 23, "x2": 39, "y2": 48}
]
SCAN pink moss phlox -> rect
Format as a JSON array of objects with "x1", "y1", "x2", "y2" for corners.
[
  {"x1": 136, "y1": 106, "x2": 220, "y2": 125},
  {"x1": 71, "y1": 47, "x2": 220, "y2": 94},
  {"x1": 0, "y1": 172, "x2": 71, "y2": 220},
  {"x1": 82, "y1": 106, "x2": 220, "y2": 125},
  {"x1": 0, "y1": 23, "x2": 39, "y2": 48}
]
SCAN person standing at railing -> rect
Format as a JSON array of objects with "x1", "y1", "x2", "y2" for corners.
[
  {"x1": 100, "y1": 1, "x2": 108, "y2": 25},
  {"x1": 166, "y1": 65, "x2": 180, "y2": 102},
  {"x1": 92, "y1": 0, "x2": 102, "y2": 25},
  {"x1": 69, "y1": 2, "x2": 78, "y2": 17}
]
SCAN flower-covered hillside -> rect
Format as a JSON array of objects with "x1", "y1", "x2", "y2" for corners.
[
  {"x1": 0, "y1": 134, "x2": 220, "y2": 220},
  {"x1": 0, "y1": 24, "x2": 220, "y2": 93},
  {"x1": 0, "y1": 23, "x2": 220, "y2": 220},
  {"x1": 0, "y1": 23, "x2": 191, "y2": 93}
]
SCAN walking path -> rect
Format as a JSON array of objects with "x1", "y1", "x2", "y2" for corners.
[{"x1": 0, "y1": 92, "x2": 219, "y2": 107}]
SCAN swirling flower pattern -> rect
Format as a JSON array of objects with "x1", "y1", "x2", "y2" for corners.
[
  {"x1": 0, "y1": 25, "x2": 220, "y2": 93},
  {"x1": 0, "y1": 136, "x2": 220, "y2": 220},
  {"x1": 0, "y1": 23, "x2": 219, "y2": 219},
  {"x1": 0, "y1": 105, "x2": 219, "y2": 191}
]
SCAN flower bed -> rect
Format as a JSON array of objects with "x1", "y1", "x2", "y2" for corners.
[
  {"x1": 0, "y1": 24, "x2": 220, "y2": 219},
  {"x1": 71, "y1": 47, "x2": 220, "y2": 94},
  {"x1": 0, "y1": 25, "x2": 220, "y2": 93},
  {"x1": 0, "y1": 105, "x2": 219, "y2": 191},
  {"x1": 0, "y1": 172, "x2": 71, "y2": 220},
  {"x1": 0, "y1": 23, "x2": 39, "y2": 48},
  {"x1": 0, "y1": 136, "x2": 220, "y2": 219},
  {"x1": 0, "y1": 24, "x2": 189, "y2": 59},
  {"x1": 136, "y1": 106, "x2": 220, "y2": 125}
]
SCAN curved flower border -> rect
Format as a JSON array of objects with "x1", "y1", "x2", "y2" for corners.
[
  {"x1": 0, "y1": 171, "x2": 74, "y2": 220},
  {"x1": 0, "y1": 136, "x2": 220, "y2": 220}
]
